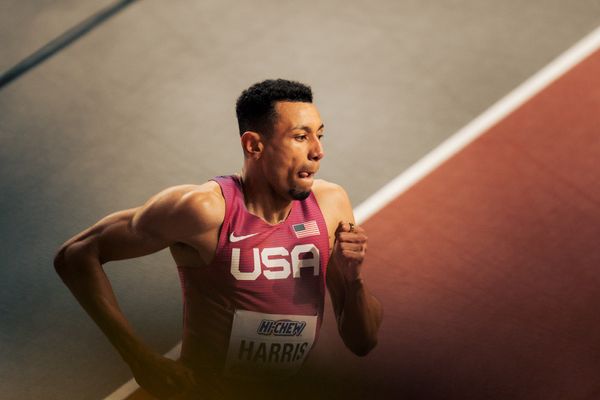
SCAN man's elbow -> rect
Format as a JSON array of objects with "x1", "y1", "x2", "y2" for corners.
[
  {"x1": 53, "y1": 241, "x2": 88, "y2": 279},
  {"x1": 345, "y1": 336, "x2": 378, "y2": 357},
  {"x1": 53, "y1": 246, "x2": 69, "y2": 278}
]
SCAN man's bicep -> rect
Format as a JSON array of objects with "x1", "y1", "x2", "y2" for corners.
[
  {"x1": 94, "y1": 185, "x2": 211, "y2": 263},
  {"x1": 61, "y1": 207, "x2": 172, "y2": 265},
  {"x1": 95, "y1": 207, "x2": 172, "y2": 263},
  {"x1": 60, "y1": 184, "x2": 222, "y2": 265},
  {"x1": 313, "y1": 181, "x2": 355, "y2": 237},
  {"x1": 337, "y1": 186, "x2": 356, "y2": 225},
  {"x1": 322, "y1": 184, "x2": 355, "y2": 323},
  {"x1": 322, "y1": 183, "x2": 355, "y2": 229}
]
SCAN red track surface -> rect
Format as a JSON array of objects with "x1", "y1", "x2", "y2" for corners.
[{"x1": 127, "y1": 50, "x2": 600, "y2": 399}]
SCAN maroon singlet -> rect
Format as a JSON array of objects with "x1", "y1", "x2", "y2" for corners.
[{"x1": 177, "y1": 175, "x2": 330, "y2": 381}]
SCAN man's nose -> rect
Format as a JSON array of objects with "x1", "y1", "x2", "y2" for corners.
[{"x1": 309, "y1": 137, "x2": 325, "y2": 161}]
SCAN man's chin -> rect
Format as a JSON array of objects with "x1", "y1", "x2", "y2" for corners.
[{"x1": 288, "y1": 188, "x2": 311, "y2": 201}]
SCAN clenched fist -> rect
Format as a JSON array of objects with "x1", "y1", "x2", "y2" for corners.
[
  {"x1": 127, "y1": 350, "x2": 198, "y2": 399},
  {"x1": 331, "y1": 222, "x2": 368, "y2": 282}
]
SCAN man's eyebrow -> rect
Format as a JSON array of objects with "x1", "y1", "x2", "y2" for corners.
[{"x1": 291, "y1": 123, "x2": 325, "y2": 132}]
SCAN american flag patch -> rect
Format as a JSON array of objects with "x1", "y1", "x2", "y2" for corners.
[{"x1": 292, "y1": 220, "x2": 320, "y2": 238}]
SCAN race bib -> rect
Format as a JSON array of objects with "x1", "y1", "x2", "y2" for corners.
[{"x1": 224, "y1": 310, "x2": 317, "y2": 379}]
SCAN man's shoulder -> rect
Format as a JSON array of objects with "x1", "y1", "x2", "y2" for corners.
[
  {"x1": 168, "y1": 181, "x2": 222, "y2": 208},
  {"x1": 312, "y1": 179, "x2": 347, "y2": 200},
  {"x1": 137, "y1": 181, "x2": 225, "y2": 234},
  {"x1": 312, "y1": 179, "x2": 352, "y2": 217}
]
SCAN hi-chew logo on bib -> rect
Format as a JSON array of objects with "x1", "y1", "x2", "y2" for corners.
[
  {"x1": 257, "y1": 319, "x2": 307, "y2": 336},
  {"x1": 225, "y1": 310, "x2": 317, "y2": 378}
]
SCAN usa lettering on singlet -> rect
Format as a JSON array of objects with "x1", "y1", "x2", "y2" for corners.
[{"x1": 176, "y1": 175, "x2": 330, "y2": 379}]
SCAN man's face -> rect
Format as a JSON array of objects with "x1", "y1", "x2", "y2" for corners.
[{"x1": 260, "y1": 101, "x2": 325, "y2": 201}]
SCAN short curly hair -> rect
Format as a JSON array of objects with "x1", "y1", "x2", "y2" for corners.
[{"x1": 235, "y1": 79, "x2": 313, "y2": 137}]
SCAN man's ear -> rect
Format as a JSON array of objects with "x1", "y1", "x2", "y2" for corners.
[{"x1": 241, "y1": 131, "x2": 264, "y2": 159}]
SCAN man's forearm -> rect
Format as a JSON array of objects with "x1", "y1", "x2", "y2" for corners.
[
  {"x1": 339, "y1": 276, "x2": 383, "y2": 356},
  {"x1": 54, "y1": 243, "x2": 200, "y2": 398},
  {"x1": 54, "y1": 243, "x2": 150, "y2": 364}
]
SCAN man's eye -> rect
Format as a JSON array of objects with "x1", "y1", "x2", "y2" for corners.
[{"x1": 295, "y1": 135, "x2": 307, "y2": 141}]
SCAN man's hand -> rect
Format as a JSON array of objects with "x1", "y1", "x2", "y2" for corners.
[
  {"x1": 127, "y1": 351, "x2": 198, "y2": 399},
  {"x1": 331, "y1": 222, "x2": 368, "y2": 283},
  {"x1": 327, "y1": 220, "x2": 381, "y2": 356}
]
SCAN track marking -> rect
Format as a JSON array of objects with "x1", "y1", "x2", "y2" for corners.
[
  {"x1": 103, "y1": 344, "x2": 181, "y2": 400},
  {"x1": 354, "y1": 25, "x2": 600, "y2": 223},
  {"x1": 103, "y1": 24, "x2": 600, "y2": 400},
  {"x1": 0, "y1": 0, "x2": 138, "y2": 89}
]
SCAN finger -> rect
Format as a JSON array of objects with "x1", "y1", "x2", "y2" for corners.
[
  {"x1": 341, "y1": 248, "x2": 367, "y2": 259},
  {"x1": 337, "y1": 232, "x2": 368, "y2": 243},
  {"x1": 336, "y1": 221, "x2": 351, "y2": 234},
  {"x1": 348, "y1": 222, "x2": 355, "y2": 233},
  {"x1": 341, "y1": 249, "x2": 365, "y2": 261},
  {"x1": 177, "y1": 365, "x2": 197, "y2": 385},
  {"x1": 339, "y1": 242, "x2": 364, "y2": 252},
  {"x1": 337, "y1": 222, "x2": 365, "y2": 234},
  {"x1": 353, "y1": 225, "x2": 365, "y2": 234},
  {"x1": 341, "y1": 240, "x2": 368, "y2": 254},
  {"x1": 171, "y1": 368, "x2": 197, "y2": 388},
  {"x1": 186, "y1": 370, "x2": 199, "y2": 387},
  {"x1": 164, "y1": 375, "x2": 178, "y2": 388},
  {"x1": 347, "y1": 225, "x2": 365, "y2": 235}
]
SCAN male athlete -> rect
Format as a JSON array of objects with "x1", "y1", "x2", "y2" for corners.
[{"x1": 54, "y1": 79, "x2": 383, "y2": 399}]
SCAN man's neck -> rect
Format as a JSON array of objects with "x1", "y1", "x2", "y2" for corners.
[{"x1": 239, "y1": 170, "x2": 293, "y2": 225}]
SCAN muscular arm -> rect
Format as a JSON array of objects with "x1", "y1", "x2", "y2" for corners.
[
  {"x1": 316, "y1": 182, "x2": 383, "y2": 356},
  {"x1": 327, "y1": 232, "x2": 383, "y2": 356},
  {"x1": 53, "y1": 183, "x2": 223, "y2": 397}
]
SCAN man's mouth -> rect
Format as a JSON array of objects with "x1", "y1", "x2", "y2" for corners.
[{"x1": 298, "y1": 171, "x2": 315, "y2": 179}]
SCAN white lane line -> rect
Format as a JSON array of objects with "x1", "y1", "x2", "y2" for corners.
[
  {"x1": 103, "y1": 344, "x2": 181, "y2": 400},
  {"x1": 354, "y1": 25, "x2": 600, "y2": 224},
  {"x1": 103, "y1": 24, "x2": 600, "y2": 400}
]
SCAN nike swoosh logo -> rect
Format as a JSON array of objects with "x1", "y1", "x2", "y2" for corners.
[{"x1": 229, "y1": 232, "x2": 259, "y2": 242}]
